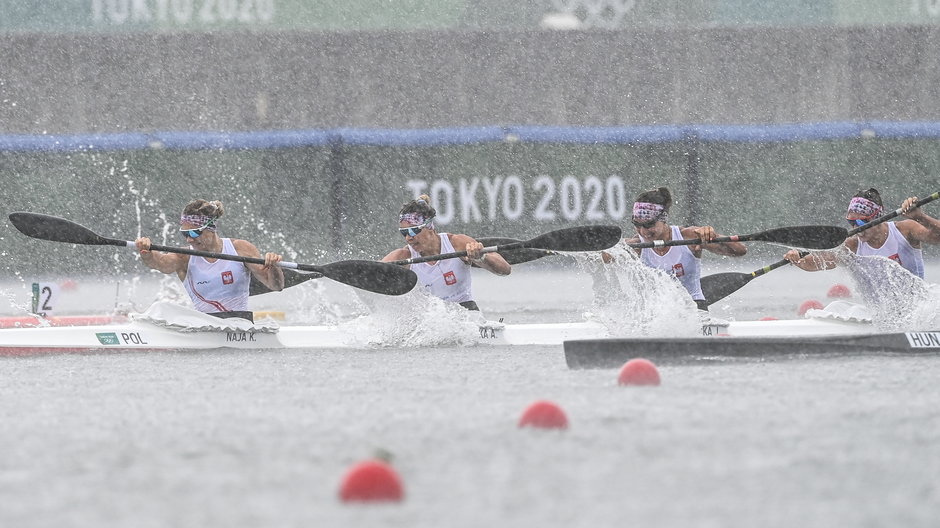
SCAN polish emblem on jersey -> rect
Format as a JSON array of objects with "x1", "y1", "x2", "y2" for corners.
[
  {"x1": 222, "y1": 270, "x2": 234, "y2": 285},
  {"x1": 672, "y1": 263, "x2": 685, "y2": 277},
  {"x1": 443, "y1": 270, "x2": 457, "y2": 285}
]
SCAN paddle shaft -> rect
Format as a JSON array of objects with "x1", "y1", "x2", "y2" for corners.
[
  {"x1": 628, "y1": 225, "x2": 847, "y2": 250},
  {"x1": 143, "y1": 242, "x2": 320, "y2": 272},
  {"x1": 389, "y1": 244, "x2": 511, "y2": 266},
  {"x1": 848, "y1": 191, "x2": 940, "y2": 236},
  {"x1": 700, "y1": 251, "x2": 808, "y2": 306},
  {"x1": 388, "y1": 225, "x2": 622, "y2": 266},
  {"x1": 748, "y1": 251, "x2": 808, "y2": 279},
  {"x1": 630, "y1": 234, "x2": 754, "y2": 249}
]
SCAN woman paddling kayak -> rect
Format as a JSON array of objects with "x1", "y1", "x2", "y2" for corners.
[
  {"x1": 381, "y1": 194, "x2": 511, "y2": 311},
  {"x1": 784, "y1": 188, "x2": 940, "y2": 277},
  {"x1": 134, "y1": 199, "x2": 284, "y2": 322},
  {"x1": 613, "y1": 187, "x2": 747, "y2": 311}
]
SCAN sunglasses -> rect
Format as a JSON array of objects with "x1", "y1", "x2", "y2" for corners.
[
  {"x1": 399, "y1": 220, "x2": 431, "y2": 238},
  {"x1": 846, "y1": 217, "x2": 875, "y2": 228},
  {"x1": 632, "y1": 219, "x2": 658, "y2": 230},
  {"x1": 179, "y1": 222, "x2": 213, "y2": 239}
]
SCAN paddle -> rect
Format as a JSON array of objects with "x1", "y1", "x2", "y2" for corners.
[
  {"x1": 701, "y1": 190, "x2": 940, "y2": 305},
  {"x1": 700, "y1": 252, "x2": 808, "y2": 306},
  {"x1": 249, "y1": 268, "x2": 322, "y2": 296},
  {"x1": 475, "y1": 237, "x2": 556, "y2": 265},
  {"x1": 628, "y1": 225, "x2": 848, "y2": 250},
  {"x1": 8, "y1": 212, "x2": 417, "y2": 296},
  {"x1": 848, "y1": 191, "x2": 940, "y2": 236},
  {"x1": 249, "y1": 236, "x2": 559, "y2": 296},
  {"x1": 386, "y1": 225, "x2": 623, "y2": 266}
]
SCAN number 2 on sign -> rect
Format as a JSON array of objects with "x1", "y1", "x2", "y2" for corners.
[{"x1": 31, "y1": 282, "x2": 59, "y2": 317}]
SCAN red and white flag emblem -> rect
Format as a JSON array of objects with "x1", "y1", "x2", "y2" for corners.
[
  {"x1": 222, "y1": 271, "x2": 234, "y2": 285},
  {"x1": 443, "y1": 270, "x2": 457, "y2": 285},
  {"x1": 672, "y1": 263, "x2": 685, "y2": 277}
]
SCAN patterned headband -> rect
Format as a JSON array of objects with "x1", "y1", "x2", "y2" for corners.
[
  {"x1": 847, "y1": 197, "x2": 883, "y2": 218},
  {"x1": 632, "y1": 202, "x2": 666, "y2": 222},
  {"x1": 400, "y1": 212, "x2": 432, "y2": 227},
  {"x1": 180, "y1": 214, "x2": 217, "y2": 230}
]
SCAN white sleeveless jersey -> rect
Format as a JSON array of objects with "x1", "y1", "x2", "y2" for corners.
[
  {"x1": 640, "y1": 225, "x2": 705, "y2": 301},
  {"x1": 408, "y1": 233, "x2": 474, "y2": 303},
  {"x1": 856, "y1": 222, "x2": 925, "y2": 278},
  {"x1": 182, "y1": 238, "x2": 251, "y2": 312}
]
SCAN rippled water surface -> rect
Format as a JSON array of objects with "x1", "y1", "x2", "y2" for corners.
[{"x1": 2, "y1": 261, "x2": 940, "y2": 527}]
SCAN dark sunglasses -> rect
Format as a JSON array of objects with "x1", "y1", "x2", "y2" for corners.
[
  {"x1": 632, "y1": 219, "x2": 658, "y2": 230},
  {"x1": 399, "y1": 221, "x2": 431, "y2": 238},
  {"x1": 846, "y1": 218, "x2": 869, "y2": 227}
]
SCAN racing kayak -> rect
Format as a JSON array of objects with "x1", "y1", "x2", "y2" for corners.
[
  {"x1": 564, "y1": 331, "x2": 940, "y2": 368},
  {"x1": 0, "y1": 301, "x2": 878, "y2": 356}
]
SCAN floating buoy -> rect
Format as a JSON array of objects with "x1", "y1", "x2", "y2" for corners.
[
  {"x1": 338, "y1": 459, "x2": 404, "y2": 503},
  {"x1": 59, "y1": 279, "x2": 78, "y2": 291},
  {"x1": 798, "y1": 299, "x2": 824, "y2": 316},
  {"x1": 827, "y1": 284, "x2": 851, "y2": 298},
  {"x1": 617, "y1": 358, "x2": 661, "y2": 386},
  {"x1": 518, "y1": 400, "x2": 568, "y2": 429}
]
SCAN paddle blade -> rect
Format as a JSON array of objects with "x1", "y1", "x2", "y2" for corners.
[
  {"x1": 701, "y1": 272, "x2": 755, "y2": 306},
  {"x1": 525, "y1": 225, "x2": 622, "y2": 252},
  {"x1": 249, "y1": 269, "x2": 323, "y2": 296},
  {"x1": 9, "y1": 212, "x2": 122, "y2": 246},
  {"x1": 476, "y1": 237, "x2": 554, "y2": 265},
  {"x1": 753, "y1": 225, "x2": 848, "y2": 249},
  {"x1": 319, "y1": 260, "x2": 417, "y2": 296}
]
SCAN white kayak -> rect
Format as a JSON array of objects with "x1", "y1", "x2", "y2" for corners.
[{"x1": 0, "y1": 301, "x2": 878, "y2": 356}]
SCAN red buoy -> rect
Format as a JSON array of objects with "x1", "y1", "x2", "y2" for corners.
[
  {"x1": 617, "y1": 358, "x2": 661, "y2": 386},
  {"x1": 338, "y1": 460, "x2": 404, "y2": 503},
  {"x1": 518, "y1": 400, "x2": 568, "y2": 429},
  {"x1": 798, "y1": 299, "x2": 824, "y2": 316},
  {"x1": 827, "y1": 284, "x2": 851, "y2": 298}
]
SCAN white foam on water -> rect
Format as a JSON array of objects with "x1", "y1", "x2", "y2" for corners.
[
  {"x1": 572, "y1": 242, "x2": 702, "y2": 338},
  {"x1": 837, "y1": 249, "x2": 940, "y2": 331},
  {"x1": 341, "y1": 289, "x2": 485, "y2": 348}
]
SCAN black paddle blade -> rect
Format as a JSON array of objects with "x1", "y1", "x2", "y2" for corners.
[
  {"x1": 476, "y1": 237, "x2": 554, "y2": 265},
  {"x1": 700, "y1": 272, "x2": 754, "y2": 306},
  {"x1": 319, "y1": 260, "x2": 417, "y2": 296},
  {"x1": 754, "y1": 225, "x2": 848, "y2": 249},
  {"x1": 526, "y1": 225, "x2": 622, "y2": 252},
  {"x1": 249, "y1": 269, "x2": 323, "y2": 296},
  {"x1": 9, "y1": 212, "x2": 120, "y2": 246}
]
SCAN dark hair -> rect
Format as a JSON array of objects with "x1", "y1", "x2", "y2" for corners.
[
  {"x1": 399, "y1": 194, "x2": 436, "y2": 218},
  {"x1": 634, "y1": 187, "x2": 672, "y2": 213},
  {"x1": 182, "y1": 199, "x2": 224, "y2": 219},
  {"x1": 853, "y1": 188, "x2": 882, "y2": 207}
]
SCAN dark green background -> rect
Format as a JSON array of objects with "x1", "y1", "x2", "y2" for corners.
[{"x1": 4, "y1": 136, "x2": 939, "y2": 276}]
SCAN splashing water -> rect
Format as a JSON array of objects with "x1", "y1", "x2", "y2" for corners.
[
  {"x1": 836, "y1": 249, "x2": 940, "y2": 331},
  {"x1": 573, "y1": 242, "x2": 702, "y2": 337},
  {"x1": 339, "y1": 289, "x2": 486, "y2": 348}
]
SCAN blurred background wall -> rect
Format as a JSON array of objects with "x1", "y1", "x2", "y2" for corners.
[{"x1": 2, "y1": 0, "x2": 939, "y2": 275}]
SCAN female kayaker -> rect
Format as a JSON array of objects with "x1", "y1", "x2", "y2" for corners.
[
  {"x1": 134, "y1": 199, "x2": 284, "y2": 322},
  {"x1": 618, "y1": 186, "x2": 747, "y2": 310},
  {"x1": 381, "y1": 194, "x2": 511, "y2": 311},
  {"x1": 784, "y1": 188, "x2": 940, "y2": 277}
]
